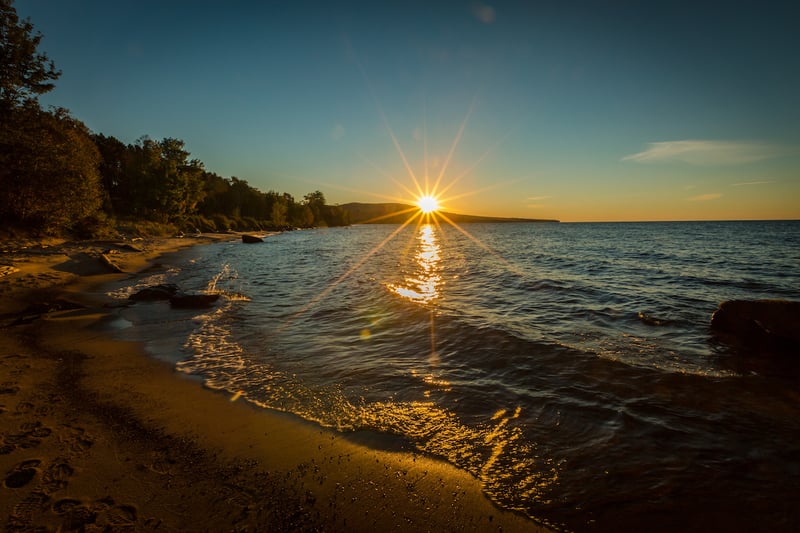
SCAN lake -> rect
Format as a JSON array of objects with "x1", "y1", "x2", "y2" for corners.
[{"x1": 108, "y1": 220, "x2": 800, "y2": 531}]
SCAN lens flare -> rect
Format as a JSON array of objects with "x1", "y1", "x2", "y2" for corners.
[{"x1": 417, "y1": 195, "x2": 440, "y2": 214}]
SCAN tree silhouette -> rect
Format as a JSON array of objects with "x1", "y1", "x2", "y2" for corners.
[
  {"x1": 0, "y1": 107, "x2": 101, "y2": 230},
  {"x1": 0, "y1": 0, "x2": 61, "y2": 112}
]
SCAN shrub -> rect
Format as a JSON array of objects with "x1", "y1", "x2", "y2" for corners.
[{"x1": 210, "y1": 214, "x2": 232, "y2": 232}]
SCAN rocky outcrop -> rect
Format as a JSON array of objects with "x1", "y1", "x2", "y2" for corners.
[
  {"x1": 241, "y1": 235, "x2": 264, "y2": 243},
  {"x1": 169, "y1": 293, "x2": 220, "y2": 309},
  {"x1": 128, "y1": 284, "x2": 180, "y2": 301},
  {"x1": 99, "y1": 253, "x2": 124, "y2": 273},
  {"x1": 711, "y1": 299, "x2": 800, "y2": 353},
  {"x1": 129, "y1": 283, "x2": 219, "y2": 309},
  {"x1": 54, "y1": 252, "x2": 124, "y2": 276}
]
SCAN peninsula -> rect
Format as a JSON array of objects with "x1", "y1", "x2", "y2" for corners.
[{"x1": 340, "y1": 203, "x2": 560, "y2": 225}]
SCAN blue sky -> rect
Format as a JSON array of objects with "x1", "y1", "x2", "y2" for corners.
[{"x1": 16, "y1": 0, "x2": 800, "y2": 221}]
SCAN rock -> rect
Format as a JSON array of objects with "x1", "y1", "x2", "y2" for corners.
[
  {"x1": 128, "y1": 284, "x2": 180, "y2": 301},
  {"x1": 637, "y1": 311, "x2": 673, "y2": 327},
  {"x1": 5, "y1": 300, "x2": 86, "y2": 327},
  {"x1": 117, "y1": 243, "x2": 144, "y2": 252},
  {"x1": 128, "y1": 284, "x2": 220, "y2": 309},
  {"x1": 169, "y1": 293, "x2": 220, "y2": 309},
  {"x1": 54, "y1": 252, "x2": 125, "y2": 276},
  {"x1": 711, "y1": 299, "x2": 800, "y2": 352},
  {"x1": 241, "y1": 234, "x2": 264, "y2": 243},
  {"x1": 99, "y1": 253, "x2": 124, "y2": 273}
]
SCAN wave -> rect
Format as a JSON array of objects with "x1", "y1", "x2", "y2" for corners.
[{"x1": 115, "y1": 222, "x2": 800, "y2": 531}]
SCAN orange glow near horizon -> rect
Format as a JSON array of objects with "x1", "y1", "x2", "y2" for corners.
[{"x1": 274, "y1": 82, "x2": 527, "y2": 333}]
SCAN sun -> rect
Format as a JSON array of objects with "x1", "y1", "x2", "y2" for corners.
[{"x1": 417, "y1": 195, "x2": 440, "y2": 214}]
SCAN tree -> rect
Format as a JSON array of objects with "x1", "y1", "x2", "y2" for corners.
[
  {"x1": 102, "y1": 136, "x2": 206, "y2": 222},
  {"x1": 0, "y1": 2, "x2": 102, "y2": 233},
  {"x1": 304, "y1": 190, "x2": 326, "y2": 226},
  {"x1": 289, "y1": 201, "x2": 314, "y2": 228},
  {"x1": 0, "y1": 107, "x2": 102, "y2": 231},
  {"x1": 154, "y1": 137, "x2": 205, "y2": 220},
  {"x1": 92, "y1": 133, "x2": 128, "y2": 212},
  {"x1": 322, "y1": 204, "x2": 351, "y2": 227},
  {"x1": 0, "y1": 0, "x2": 61, "y2": 112}
]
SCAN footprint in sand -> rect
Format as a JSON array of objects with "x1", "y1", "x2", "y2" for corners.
[
  {"x1": 93, "y1": 498, "x2": 138, "y2": 528},
  {"x1": 19, "y1": 421, "x2": 53, "y2": 439},
  {"x1": 58, "y1": 503, "x2": 95, "y2": 531},
  {"x1": 51, "y1": 496, "x2": 138, "y2": 530},
  {"x1": 4, "y1": 421, "x2": 52, "y2": 450},
  {"x1": 0, "y1": 440, "x2": 14, "y2": 455},
  {"x1": 4, "y1": 459, "x2": 41, "y2": 489},
  {"x1": 0, "y1": 382, "x2": 20, "y2": 395},
  {"x1": 51, "y1": 497, "x2": 82, "y2": 515},
  {"x1": 41, "y1": 460, "x2": 74, "y2": 493},
  {"x1": 14, "y1": 401, "x2": 34, "y2": 414},
  {"x1": 61, "y1": 424, "x2": 94, "y2": 454},
  {"x1": 7, "y1": 490, "x2": 49, "y2": 530}
]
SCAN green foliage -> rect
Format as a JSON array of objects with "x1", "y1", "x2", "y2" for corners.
[
  {"x1": 0, "y1": 0, "x2": 61, "y2": 111},
  {"x1": 128, "y1": 137, "x2": 205, "y2": 222},
  {"x1": 241, "y1": 216, "x2": 261, "y2": 231},
  {"x1": 265, "y1": 191, "x2": 288, "y2": 226},
  {"x1": 92, "y1": 134, "x2": 349, "y2": 232},
  {"x1": 183, "y1": 214, "x2": 217, "y2": 233},
  {"x1": 0, "y1": 0, "x2": 350, "y2": 238},
  {"x1": 0, "y1": 106, "x2": 102, "y2": 232},
  {"x1": 322, "y1": 204, "x2": 351, "y2": 227},
  {"x1": 210, "y1": 213, "x2": 233, "y2": 232},
  {"x1": 117, "y1": 219, "x2": 178, "y2": 238},
  {"x1": 0, "y1": 1, "x2": 102, "y2": 234},
  {"x1": 71, "y1": 210, "x2": 118, "y2": 240},
  {"x1": 289, "y1": 203, "x2": 314, "y2": 228}
]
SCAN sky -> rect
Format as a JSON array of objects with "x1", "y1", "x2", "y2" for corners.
[{"x1": 15, "y1": 0, "x2": 800, "y2": 222}]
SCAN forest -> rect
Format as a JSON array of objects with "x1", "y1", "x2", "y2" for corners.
[{"x1": 0, "y1": 0, "x2": 349, "y2": 238}]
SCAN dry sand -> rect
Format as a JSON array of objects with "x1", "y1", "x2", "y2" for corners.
[{"x1": 0, "y1": 234, "x2": 545, "y2": 531}]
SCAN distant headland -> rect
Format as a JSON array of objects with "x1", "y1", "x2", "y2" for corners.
[{"x1": 340, "y1": 203, "x2": 559, "y2": 225}]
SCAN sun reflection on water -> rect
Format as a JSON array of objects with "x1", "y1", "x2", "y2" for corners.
[
  {"x1": 388, "y1": 224, "x2": 442, "y2": 304},
  {"x1": 184, "y1": 77, "x2": 563, "y2": 520}
]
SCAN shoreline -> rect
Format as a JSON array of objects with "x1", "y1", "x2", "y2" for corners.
[{"x1": 0, "y1": 234, "x2": 544, "y2": 531}]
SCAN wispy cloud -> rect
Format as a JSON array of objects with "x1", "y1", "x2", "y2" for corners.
[
  {"x1": 731, "y1": 180, "x2": 775, "y2": 187},
  {"x1": 330, "y1": 124, "x2": 345, "y2": 141},
  {"x1": 527, "y1": 195, "x2": 551, "y2": 201},
  {"x1": 471, "y1": 2, "x2": 496, "y2": 24},
  {"x1": 688, "y1": 193, "x2": 722, "y2": 201},
  {"x1": 623, "y1": 140, "x2": 787, "y2": 165}
]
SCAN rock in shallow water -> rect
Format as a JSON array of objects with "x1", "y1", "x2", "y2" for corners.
[
  {"x1": 711, "y1": 299, "x2": 800, "y2": 353},
  {"x1": 128, "y1": 284, "x2": 180, "y2": 301},
  {"x1": 168, "y1": 293, "x2": 220, "y2": 309}
]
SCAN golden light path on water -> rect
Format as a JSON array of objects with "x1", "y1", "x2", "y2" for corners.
[
  {"x1": 387, "y1": 224, "x2": 441, "y2": 305},
  {"x1": 241, "y1": 77, "x2": 562, "y2": 512},
  {"x1": 386, "y1": 223, "x2": 448, "y2": 394}
]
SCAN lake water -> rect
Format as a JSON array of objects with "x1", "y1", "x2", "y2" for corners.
[{"x1": 107, "y1": 220, "x2": 800, "y2": 531}]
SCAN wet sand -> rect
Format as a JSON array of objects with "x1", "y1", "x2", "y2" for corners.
[{"x1": 0, "y1": 235, "x2": 544, "y2": 531}]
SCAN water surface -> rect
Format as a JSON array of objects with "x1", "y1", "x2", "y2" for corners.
[{"x1": 108, "y1": 221, "x2": 800, "y2": 531}]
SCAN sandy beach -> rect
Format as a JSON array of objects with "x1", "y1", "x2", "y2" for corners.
[{"x1": 0, "y1": 234, "x2": 543, "y2": 531}]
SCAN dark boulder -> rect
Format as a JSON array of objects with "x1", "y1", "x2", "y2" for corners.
[
  {"x1": 241, "y1": 234, "x2": 264, "y2": 243},
  {"x1": 711, "y1": 299, "x2": 800, "y2": 353},
  {"x1": 54, "y1": 252, "x2": 124, "y2": 276},
  {"x1": 129, "y1": 284, "x2": 180, "y2": 302},
  {"x1": 99, "y1": 253, "x2": 124, "y2": 273},
  {"x1": 169, "y1": 293, "x2": 220, "y2": 309}
]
